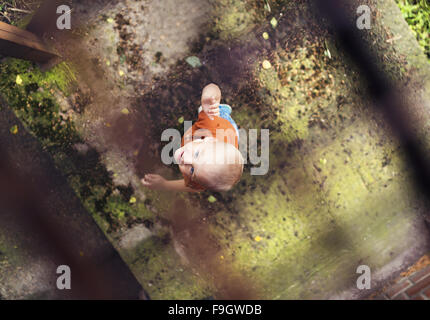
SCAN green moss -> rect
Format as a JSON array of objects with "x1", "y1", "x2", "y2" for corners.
[
  {"x1": 104, "y1": 194, "x2": 153, "y2": 222},
  {"x1": 3, "y1": 58, "x2": 76, "y2": 95},
  {"x1": 0, "y1": 58, "x2": 153, "y2": 235},
  {"x1": 256, "y1": 39, "x2": 336, "y2": 143},
  {"x1": 212, "y1": 0, "x2": 261, "y2": 40},
  {"x1": 105, "y1": 195, "x2": 129, "y2": 221},
  {"x1": 210, "y1": 0, "x2": 295, "y2": 40},
  {"x1": 0, "y1": 59, "x2": 78, "y2": 149},
  {"x1": 396, "y1": 0, "x2": 430, "y2": 60},
  {"x1": 15, "y1": 13, "x2": 34, "y2": 29},
  {"x1": 121, "y1": 235, "x2": 213, "y2": 299}
]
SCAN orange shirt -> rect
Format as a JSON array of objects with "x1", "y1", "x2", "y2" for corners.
[{"x1": 181, "y1": 111, "x2": 239, "y2": 190}]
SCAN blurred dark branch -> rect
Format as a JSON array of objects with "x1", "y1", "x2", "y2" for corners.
[{"x1": 314, "y1": 0, "x2": 430, "y2": 209}]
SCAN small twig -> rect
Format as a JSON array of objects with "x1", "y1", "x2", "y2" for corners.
[
  {"x1": 0, "y1": 12, "x2": 12, "y2": 23},
  {"x1": 8, "y1": 8, "x2": 32, "y2": 14},
  {"x1": 386, "y1": 35, "x2": 402, "y2": 44}
]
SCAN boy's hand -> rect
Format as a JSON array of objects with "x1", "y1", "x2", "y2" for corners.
[
  {"x1": 141, "y1": 174, "x2": 167, "y2": 190},
  {"x1": 202, "y1": 96, "x2": 220, "y2": 120}
]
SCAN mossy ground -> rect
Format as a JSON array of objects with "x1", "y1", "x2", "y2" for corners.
[
  {"x1": 0, "y1": 0, "x2": 429, "y2": 299},
  {"x1": 0, "y1": 57, "x2": 157, "y2": 239}
]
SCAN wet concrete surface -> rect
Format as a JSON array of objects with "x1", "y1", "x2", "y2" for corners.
[
  {"x1": 1, "y1": 0, "x2": 430, "y2": 300},
  {"x1": 0, "y1": 98, "x2": 146, "y2": 299}
]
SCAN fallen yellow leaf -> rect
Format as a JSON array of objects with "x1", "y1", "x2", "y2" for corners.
[
  {"x1": 270, "y1": 17, "x2": 278, "y2": 28},
  {"x1": 16, "y1": 75, "x2": 23, "y2": 85},
  {"x1": 262, "y1": 60, "x2": 272, "y2": 69},
  {"x1": 10, "y1": 125, "x2": 18, "y2": 135}
]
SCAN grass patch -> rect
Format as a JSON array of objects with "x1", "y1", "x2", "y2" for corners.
[
  {"x1": 0, "y1": 59, "x2": 78, "y2": 148},
  {"x1": 396, "y1": 0, "x2": 430, "y2": 59}
]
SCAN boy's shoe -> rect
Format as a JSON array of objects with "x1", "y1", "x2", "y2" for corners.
[{"x1": 219, "y1": 104, "x2": 232, "y2": 114}]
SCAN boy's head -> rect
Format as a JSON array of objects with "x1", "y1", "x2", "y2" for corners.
[
  {"x1": 174, "y1": 138, "x2": 244, "y2": 192},
  {"x1": 202, "y1": 83, "x2": 221, "y2": 106}
]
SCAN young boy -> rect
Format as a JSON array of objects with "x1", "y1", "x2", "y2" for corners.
[{"x1": 141, "y1": 83, "x2": 244, "y2": 192}]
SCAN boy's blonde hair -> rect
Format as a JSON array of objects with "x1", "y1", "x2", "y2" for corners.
[{"x1": 195, "y1": 142, "x2": 244, "y2": 192}]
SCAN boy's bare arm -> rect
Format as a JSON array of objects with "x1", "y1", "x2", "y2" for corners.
[
  {"x1": 141, "y1": 174, "x2": 200, "y2": 192},
  {"x1": 202, "y1": 96, "x2": 220, "y2": 120}
]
